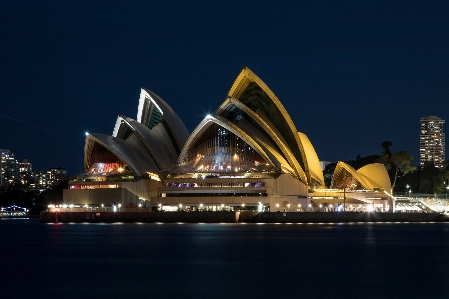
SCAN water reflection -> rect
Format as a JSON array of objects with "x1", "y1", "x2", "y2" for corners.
[{"x1": 1, "y1": 219, "x2": 448, "y2": 299}]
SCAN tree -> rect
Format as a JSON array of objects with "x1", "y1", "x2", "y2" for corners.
[
  {"x1": 419, "y1": 178, "x2": 432, "y2": 194},
  {"x1": 381, "y1": 141, "x2": 392, "y2": 155},
  {"x1": 433, "y1": 172, "x2": 446, "y2": 194},
  {"x1": 418, "y1": 163, "x2": 449, "y2": 194},
  {"x1": 380, "y1": 151, "x2": 415, "y2": 191},
  {"x1": 443, "y1": 160, "x2": 449, "y2": 183}
]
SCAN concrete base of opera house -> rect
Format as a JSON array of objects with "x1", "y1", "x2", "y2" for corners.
[{"x1": 40, "y1": 211, "x2": 449, "y2": 223}]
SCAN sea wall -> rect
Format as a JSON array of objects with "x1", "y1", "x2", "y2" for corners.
[
  {"x1": 40, "y1": 211, "x2": 239, "y2": 223},
  {"x1": 252, "y1": 211, "x2": 449, "y2": 223},
  {"x1": 40, "y1": 211, "x2": 449, "y2": 223}
]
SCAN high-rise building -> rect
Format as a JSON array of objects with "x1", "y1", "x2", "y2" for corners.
[
  {"x1": 0, "y1": 149, "x2": 19, "y2": 186},
  {"x1": 34, "y1": 171, "x2": 50, "y2": 188},
  {"x1": 19, "y1": 159, "x2": 33, "y2": 185},
  {"x1": 19, "y1": 159, "x2": 32, "y2": 173},
  {"x1": 47, "y1": 167, "x2": 67, "y2": 186},
  {"x1": 420, "y1": 115, "x2": 445, "y2": 168}
]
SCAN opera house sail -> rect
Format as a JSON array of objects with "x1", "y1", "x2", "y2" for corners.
[{"x1": 64, "y1": 67, "x2": 393, "y2": 212}]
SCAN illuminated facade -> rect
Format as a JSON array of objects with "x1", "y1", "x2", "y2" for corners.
[
  {"x1": 47, "y1": 167, "x2": 67, "y2": 186},
  {"x1": 331, "y1": 162, "x2": 391, "y2": 192},
  {"x1": 310, "y1": 161, "x2": 394, "y2": 211},
  {"x1": 64, "y1": 68, "x2": 393, "y2": 211},
  {"x1": 1, "y1": 149, "x2": 19, "y2": 187},
  {"x1": 420, "y1": 115, "x2": 445, "y2": 169}
]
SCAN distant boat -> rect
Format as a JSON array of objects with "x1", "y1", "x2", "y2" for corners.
[{"x1": 0, "y1": 205, "x2": 28, "y2": 218}]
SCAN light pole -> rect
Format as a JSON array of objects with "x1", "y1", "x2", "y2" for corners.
[{"x1": 406, "y1": 184, "x2": 410, "y2": 197}]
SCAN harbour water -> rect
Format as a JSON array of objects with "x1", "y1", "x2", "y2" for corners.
[{"x1": 1, "y1": 218, "x2": 448, "y2": 299}]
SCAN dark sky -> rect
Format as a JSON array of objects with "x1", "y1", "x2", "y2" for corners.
[{"x1": 1, "y1": 1, "x2": 448, "y2": 175}]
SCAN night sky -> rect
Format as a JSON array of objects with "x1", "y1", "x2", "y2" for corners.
[{"x1": 1, "y1": 1, "x2": 448, "y2": 175}]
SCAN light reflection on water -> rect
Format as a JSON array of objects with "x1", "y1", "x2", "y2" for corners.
[{"x1": 1, "y1": 218, "x2": 448, "y2": 299}]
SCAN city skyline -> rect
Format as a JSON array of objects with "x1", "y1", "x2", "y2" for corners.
[
  {"x1": 1, "y1": 149, "x2": 67, "y2": 188},
  {"x1": 1, "y1": 149, "x2": 66, "y2": 172},
  {"x1": 1, "y1": 1, "x2": 448, "y2": 174}
]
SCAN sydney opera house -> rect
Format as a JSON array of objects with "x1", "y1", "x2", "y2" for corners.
[{"x1": 64, "y1": 68, "x2": 394, "y2": 212}]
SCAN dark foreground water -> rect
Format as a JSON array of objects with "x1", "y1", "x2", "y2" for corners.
[{"x1": 1, "y1": 219, "x2": 449, "y2": 299}]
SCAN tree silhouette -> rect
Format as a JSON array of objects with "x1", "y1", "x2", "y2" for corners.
[
  {"x1": 380, "y1": 151, "x2": 415, "y2": 191},
  {"x1": 381, "y1": 141, "x2": 392, "y2": 155}
]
